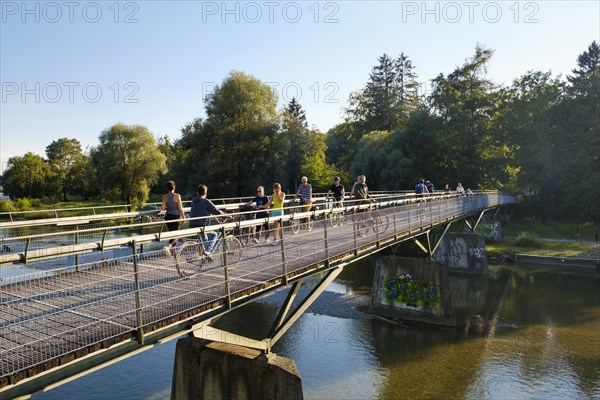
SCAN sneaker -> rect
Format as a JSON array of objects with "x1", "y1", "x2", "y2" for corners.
[
  {"x1": 164, "y1": 246, "x2": 173, "y2": 258},
  {"x1": 271, "y1": 239, "x2": 279, "y2": 246},
  {"x1": 253, "y1": 238, "x2": 260, "y2": 244},
  {"x1": 265, "y1": 238, "x2": 270, "y2": 243}
]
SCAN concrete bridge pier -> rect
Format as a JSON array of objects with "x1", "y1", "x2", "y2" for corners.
[
  {"x1": 370, "y1": 256, "x2": 456, "y2": 326},
  {"x1": 171, "y1": 336, "x2": 303, "y2": 400},
  {"x1": 432, "y1": 233, "x2": 489, "y2": 274}
]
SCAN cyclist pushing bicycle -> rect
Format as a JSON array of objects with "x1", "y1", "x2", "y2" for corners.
[
  {"x1": 349, "y1": 175, "x2": 388, "y2": 236},
  {"x1": 188, "y1": 184, "x2": 228, "y2": 257}
]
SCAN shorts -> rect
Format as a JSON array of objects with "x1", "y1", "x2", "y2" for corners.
[
  {"x1": 299, "y1": 200, "x2": 312, "y2": 212},
  {"x1": 272, "y1": 211, "x2": 283, "y2": 217},
  {"x1": 165, "y1": 213, "x2": 180, "y2": 232}
]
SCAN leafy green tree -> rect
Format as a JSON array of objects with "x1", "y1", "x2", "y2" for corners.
[
  {"x1": 560, "y1": 41, "x2": 600, "y2": 220},
  {"x1": 298, "y1": 130, "x2": 332, "y2": 191},
  {"x1": 198, "y1": 71, "x2": 280, "y2": 196},
  {"x1": 428, "y1": 45, "x2": 499, "y2": 188},
  {"x1": 351, "y1": 130, "x2": 392, "y2": 190},
  {"x1": 2, "y1": 152, "x2": 52, "y2": 199},
  {"x1": 495, "y1": 71, "x2": 564, "y2": 194},
  {"x1": 90, "y1": 123, "x2": 167, "y2": 204},
  {"x1": 169, "y1": 118, "x2": 212, "y2": 193},
  {"x1": 45, "y1": 138, "x2": 88, "y2": 201}
]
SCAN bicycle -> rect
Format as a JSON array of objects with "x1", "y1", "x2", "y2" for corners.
[
  {"x1": 166, "y1": 218, "x2": 243, "y2": 278},
  {"x1": 327, "y1": 198, "x2": 346, "y2": 228},
  {"x1": 290, "y1": 200, "x2": 313, "y2": 234},
  {"x1": 237, "y1": 204, "x2": 257, "y2": 245},
  {"x1": 354, "y1": 202, "x2": 389, "y2": 237}
]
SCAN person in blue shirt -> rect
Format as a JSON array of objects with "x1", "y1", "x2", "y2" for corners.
[
  {"x1": 414, "y1": 179, "x2": 429, "y2": 201},
  {"x1": 245, "y1": 186, "x2": 271, "y2": 243},
  {"x1": 189, "y1": 184, "x2": 226, "y2": 255}
]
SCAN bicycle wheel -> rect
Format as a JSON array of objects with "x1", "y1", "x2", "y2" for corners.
[
  {"x1": 306, "y1": 218, "x2": 313, "y2": 232},
  {"x1": 356, "y1": 213, "x2": 369, "y2": 237},
  {"x1": 371, "y1": 210, "x2": 390, "y2": 234},
  {"x1": 291, "y1": 218, "x2": 301, "y2": 234},
  {"x1": 221, "y1": 235, "x2": 243, "y2": 265},
  {"x1": 176, "y1": 242, "x2": 203, "y2": 277}
]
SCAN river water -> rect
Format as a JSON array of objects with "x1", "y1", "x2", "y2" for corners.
[{"x1": 31, "y1": 257, "x2": 600, "y2": 400}]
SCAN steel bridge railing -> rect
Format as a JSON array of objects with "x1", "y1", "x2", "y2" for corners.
[{"x1": 0, "y1": 192, "x2": 517, "y2": 391}]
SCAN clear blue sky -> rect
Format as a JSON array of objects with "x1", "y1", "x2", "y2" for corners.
[{"x1": 1, "y1": 1, "x2": 598, "y2": 170}]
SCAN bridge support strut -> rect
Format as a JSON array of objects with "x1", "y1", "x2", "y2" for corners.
[{"x1": 189, "y1": 266, "x2": 344, "y2": 354}]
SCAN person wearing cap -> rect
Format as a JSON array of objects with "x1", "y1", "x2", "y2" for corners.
[
  {"x1": 295, "y1": 176, "x2": 313, "y2": 227},
  {"x1": 326, "y1": 176, "x2": 345, "y2": 207},
  {"x1": 350, "y1": 175, "x2": 373, "y2": 204},
  {"x1": 425, "y1": 180, "x2": 435, "y2": 195}
]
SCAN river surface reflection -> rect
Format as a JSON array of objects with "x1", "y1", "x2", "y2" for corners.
[{"x1": 31, "y1": 258, "x2": 600, "y2": 400}]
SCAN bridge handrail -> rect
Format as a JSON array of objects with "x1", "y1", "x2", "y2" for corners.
[
  {"x1": 0, "y1": 191, "x2": 420, "y2": 232},
  {"x1": 0, "y1": 192, "x2": 516, "y2": 265},
  {"x1": 0, "y1": 190, "x2": 448, "y2": 227}
]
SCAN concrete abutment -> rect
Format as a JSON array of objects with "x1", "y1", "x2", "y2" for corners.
[{"x1": 171, "y1": 337, "x2": 303, "y2": 400}]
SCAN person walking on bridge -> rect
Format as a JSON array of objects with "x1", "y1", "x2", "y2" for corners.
[
  {"x1": 414, "y1": 179, "x2": 428, "y2": 202},
  {"x1": 425, "y1": 180, "x2": 435, "y2": 196},
  {"x1": 268, "y1": 183, "x2": 286, "y2": 244},
  {"x1": 245, "y1": 186, "x2": 270, "y2": 244},
  {"x1": 295, "y1": 176, "x2": 313, "y2": 228},
  {"x1": 161, "y1": 180, "x2": 185, "y2": 253}
]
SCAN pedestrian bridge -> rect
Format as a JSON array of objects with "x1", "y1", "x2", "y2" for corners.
[{"x1": 0, "y1": 191, "x2": 517, "y2": 399}]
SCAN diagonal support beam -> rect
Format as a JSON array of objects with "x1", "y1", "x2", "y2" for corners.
[
  {"x1": 492, "y1": 207, "x2": 501, "y2": 221},
  {"x1": 188, "y1": 266, "x2": 344, "y2": 354},
  {"x1": 413, "y1": 237, "x2": 429, "y2": 254},
  {"x1": 472, "y1": 210, "x2": 487, "y2": 233},
  {"x1": 268, "y1": 280, "x2": 302, "y2": 338},
  {"x1": 269, "y1": 266, "x2": 344, "y2": 347},
  {"x1": 464, "y1": 219, "x2": 473, "y2": 231},
  {"x1": 430, "y1": 222, "x2": 453, "y2": 257}
]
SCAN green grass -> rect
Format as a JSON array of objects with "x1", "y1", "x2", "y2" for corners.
[
  {"x1": 503, "y1": 218, "x2": 597, "y2": 241},
  {"x1": 487, "y1": 239, "x2": 598, "y2": 258},
  {"x1": 441, "y1": 216, "x2": 600, "y2": 259}
]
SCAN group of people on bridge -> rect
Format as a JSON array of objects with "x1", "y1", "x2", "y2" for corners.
[
  {"x1": 159, "y1": 175, "x2": 470, "y2": 255},
  {"x1": 414, "y1": 179, "x2": 472, "y2": 198},
  {"x1": 159, "y1": 175, "x2": 381, "y2": 254}
]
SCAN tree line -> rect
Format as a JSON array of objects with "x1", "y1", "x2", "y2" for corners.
[{"x1": 1, "y1": 42, "x2": 598, "y2": 221}]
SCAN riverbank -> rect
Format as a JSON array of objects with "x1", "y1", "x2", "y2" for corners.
[{"x1": 486, "y1": 237, "x2": 600, "y2": 260}]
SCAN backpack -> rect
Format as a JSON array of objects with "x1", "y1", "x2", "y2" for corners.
[
  {"x1": 414, "y1": 183, "x2": 424, "y2": 194},
  {"x1": 426, "y1": 183, "x2": 434, "y2": 193}
]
